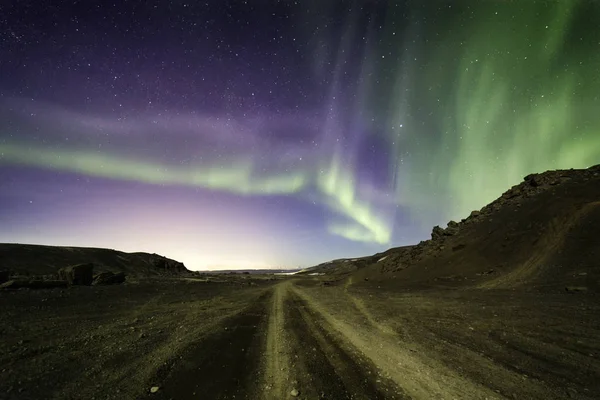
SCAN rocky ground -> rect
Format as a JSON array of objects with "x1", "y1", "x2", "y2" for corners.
[
  {"x1": 0, "y1": 277, "x2": 274, "y2": 400},
  {"x1": 2, "y1": 276, "x2": 598, "y2": 400}
]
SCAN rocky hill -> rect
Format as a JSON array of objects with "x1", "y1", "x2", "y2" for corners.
[
  {"x1": 0, "y1": 244, "x2": 190, "y2": 278},
  {"x1": 313, "y1": 164, "x2": 600, "y2": 293}
]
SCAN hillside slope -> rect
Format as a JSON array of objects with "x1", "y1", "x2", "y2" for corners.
[
  {"x1": 322, "y1": 165, "x2": 600, "y2": 292},
  {"x1": 0, "y1": 243, "x2": 190, "y2": 277}
]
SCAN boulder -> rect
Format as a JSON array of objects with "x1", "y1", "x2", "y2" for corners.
[
  {"x1": 0, "y1": 270, "x2": 9, "y2": 284},
  {"x1": 469, "y1": 210, "x2": 481, "y2": 218},
  {"x1": 447, "y1": 220, "x2": 459, "y2": 229},
  {"x1": 524, "y1": 173, "x2": 540, "y2": 187},
  {"x1": 58, "y1": 263, "x2": 94, "y2": 286},
  {"x1": 92, "y1": 271, "x2": 126, "y2": 285},
  {"x1": 431, "y1": 226, "x2": 445, "y2": 240}
]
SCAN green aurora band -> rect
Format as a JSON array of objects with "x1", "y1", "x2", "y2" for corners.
[{"x1": 386, "y1": 1, "x2": 600, "y2": 229}]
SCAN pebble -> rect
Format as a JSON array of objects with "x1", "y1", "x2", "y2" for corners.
[
  {"x1": 150, "y1": 386, "x2": 160, "y2": 393},
  {"x1": 290, "y1": 388, "x2": 299, "y2": 397}
]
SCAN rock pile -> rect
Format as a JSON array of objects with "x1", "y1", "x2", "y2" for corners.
[{"x1": 431, "y1": 220, "x2": 460, "y2": 240}]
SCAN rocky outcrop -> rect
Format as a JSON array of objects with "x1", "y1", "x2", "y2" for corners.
[
  {"x1": 92, "y1": 271, "x2": 126, "y2": 285},
  {"x1": 152, "y1": 256, "x2": 188, "y2": 274},
  {"x1": 58, "y1": 263, "x2": 94, "y2": 286},
  {"x1": 431, "y1": 221, "x2": 459, "y2": 240},
  {"x1": 445, "y1": 221, "x2": 459, "y2": 236},
  {"x1": 476, "y1": 166, "x2": 600, "y2": 218},
  {"x1": 431, "y1": 226, "x2": 445, "y2": 240}
]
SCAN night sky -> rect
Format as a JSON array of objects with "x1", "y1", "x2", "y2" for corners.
[{"x1": 1, "y1": 1, "x2": 599, "y2": 270}]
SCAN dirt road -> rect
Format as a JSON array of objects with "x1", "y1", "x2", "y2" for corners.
[
  {"x1": 151, "y1": 281, "x2": 600, "y2": 400},
  {"x1": 152, "y1": 281, "x2": 404, "y2": 400},
  {"x1": 2, "y1": 278, "x2": 598, "y2": 399}
]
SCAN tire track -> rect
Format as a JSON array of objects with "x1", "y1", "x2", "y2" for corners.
[
  {"x1": 292, "y1": 285, "x2": 503, "y2": 400},
  {"x1": 261, "y1": 282, "x2": 292, "y2": 399},
  {"x1": 284, "y1": 290, "x2": 405, "y2": 399},
  {"x1": 147, "y1": 291, "x2": 271, "y2": 400}
]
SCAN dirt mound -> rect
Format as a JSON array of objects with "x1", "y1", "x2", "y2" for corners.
[
  {"x1": 350, "y1": 164, "x2": 600, "y2": 292},
  {"x1": 0, "y1": 244, "x2": 191, "y2": 278}
]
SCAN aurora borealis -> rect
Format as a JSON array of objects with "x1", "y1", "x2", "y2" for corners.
[{"x1": 1, "y1": 1, "x2": 599, "y2": 270}]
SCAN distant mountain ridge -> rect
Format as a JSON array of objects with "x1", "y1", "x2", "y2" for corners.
[{"x1": 0, "y1": 243, "x2": 190, "y2": 277}]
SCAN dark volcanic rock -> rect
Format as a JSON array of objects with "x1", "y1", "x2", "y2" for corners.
[
  {"x1": 152, "y1": 256, "x2": 188, "y2": 274},
  {"x1": 431, "y1": 226, "x2": 445, "y2": 240},
  {"x1": 432, "y1": 222, "x2": 459, "y2": 239},
  {"x1": 469, "y1": 210, "x2": 481, "y2": 219},
  {"x1": 447, "y1": 220, "x2": 459, "y2": 229},
  {"x1": 445, "y1": 221, "x2": 459, "y2": 236},
  {"x1": 524, "y1": 173, "x2": 540, "y2": 187},
  {"x1": 58, "y1": 263, "x2": 94, "y2": 286},
  {"x1": 0, "y1": 270, "x2": 9, "y2": 284},
  {"x1": 93, "y1": 271, "x2": 126, "y2": 285}
]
